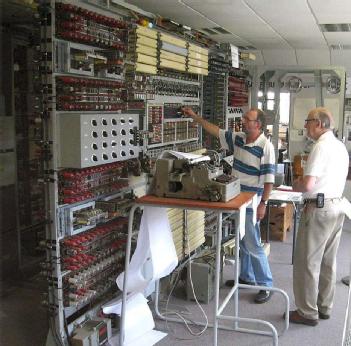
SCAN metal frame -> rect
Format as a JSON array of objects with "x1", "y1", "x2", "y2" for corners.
[
  {"x1": 250, "y1": 66, "x2": 346, "y2": 162},
  {"x1": 342, "y1": 263, "x2": 351, "y2": 346},
  {"x1": 266, "y1": 198, "x2": 303, "y2": 264},
  {"x1": 120, "y1": 193, "x2": 289, "y2": 346}
]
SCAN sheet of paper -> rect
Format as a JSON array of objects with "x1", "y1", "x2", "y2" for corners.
[
  {"x1": 126, "y1": 330, "x2": 167, "y2": 346},
  {"x1": 270, "y1": 190, "x2": 303, "y2": 203},
  {"x1": 104, "y1": 206, "x2": 178, "y2": 345},
  {"x1": 109, "y1": 330, "x2": 167, "y2": 346},
  {"x1": 103, "y1": 293, "x2": 155, "y2": 345},
  {"x1": 116, "y1": 207, "x2": 178, "y2": 293},
  {"x1": 276, "y1": 185, "x2": 293, "y2": 191},
  {"x1": 160, "y1": 150, "x2": 210, "y2": 163}
]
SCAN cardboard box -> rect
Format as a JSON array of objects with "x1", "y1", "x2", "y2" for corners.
[
  {"x1": 262, "y1": 204, "x2": 294, "y2": 241},
  {"x1": 293, "y1": 154, "x2": 308, "y2": 177}
]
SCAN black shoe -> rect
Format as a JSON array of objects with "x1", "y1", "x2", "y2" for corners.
[
  {"x1": 225, "y1": 278, "x2": 255, "y2": 287},
  {"x1": 254, "y1": 290, "x2": 273, "y2": 304},
  {"x1": 318, "y1": 311, "x2": 330, "y2": 320},
  {"x1": 342, "y1": 276, "x2": 350, "y2": 286}
]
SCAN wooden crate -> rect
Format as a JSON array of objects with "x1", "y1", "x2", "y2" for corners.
[
  {"x1": 261, "y1": 204, "x2": 294, "y2": 241},
  {"x1": 293, "y1": 154, "x2": 308, "y2": 178}
]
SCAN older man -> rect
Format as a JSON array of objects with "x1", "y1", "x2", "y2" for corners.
[
  {"x1": 291, "y1": 107, "x2": 349, "y2": 325},
  {"x1": 182, "y1": 106, "x2": 275, "y2": 303}
]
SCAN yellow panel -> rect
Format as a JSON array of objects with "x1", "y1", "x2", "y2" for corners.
[
  {"x1": 172, "y1": 232, "x2": 183, "y2": 244},
  {"x1": 170, "y1": 219, "x2": 184, "y2": 230},
  {"x1": 136, "y1": 25, "x2": 158, "y2": 39},
  {"x1": 136, "y1": 35, "x2": 157, "y2": 48},
  {"x1": 167, "y1": 208, "x2": 183, "y2": 217},
  {"x1": 171, "y1": 224, "x2": 184, "y2": 233},
  {"x1": 187, "y1": 224, "x2": 205, "y2": 237},
  {"x1": 160, "y1": 33, "x2": 187, "y2": 48},
  {"x1": 188, "y1": 58, "x2": 208, "y2": 68},
  {"x1": 188, "y1": 43, "x2": 208, "y2": 56},
  {"x1": 188, "y1": 66, "x2": 208, "y2": 76},
  {"x1": 240, "y1": 52, "x2": 256, "y2": 61},
  {"x1": 174, "y1": 239, "x2": 183, "y2": 253},
  {"x1": 130, "y1": 62, "x2": 157, "y2": 74},
  {"x1": 160, "y1": 58, "x2": 186, "y2": 71},
  {"x1": 187, "y1": 210, "x2": 205, "y2": 219},
  {"x1": 188, "y1": 51, "x2": 208, "y2": 62},
  {"x1": 160, "y1": 50, "x2": 186, "y2": 64},
  {"x1": 135, "y1": 44, "x2": 157, "y2": 57},
  {"x1": 171, "y1": 217, "x2": 183, "y2": 227},
  {"x1": 135, "y1": 53, "x2": 157, "y2": 66},
  {"x1": 185, "y1": 236, "x2": 205, "y2": 254}
]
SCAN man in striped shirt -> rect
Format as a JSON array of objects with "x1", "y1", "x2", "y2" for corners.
[{"x1": 182, "y1": 107, "x2": 275, "y2": 303}]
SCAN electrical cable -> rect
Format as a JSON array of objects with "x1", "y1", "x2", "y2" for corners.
[{"x1": 162, "y1": 223, "x2": 209, "y2": 340}]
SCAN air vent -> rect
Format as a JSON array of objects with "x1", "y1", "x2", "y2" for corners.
[
  {"x1": 238, "y1": 45, "x2": 257, "y2": 51},
  {"x1": 320, "y1": 23, "x2": 351, "y2": 32},
  {"x1": 201, "y1": 26, "x2": 232, "y2": 35},
  {"x1": 330, "y1": 44, "x2": 351, "y2": 50},
  {"x1": 213, "y1": 26, "x2": 231, "y2": 34},
  {"x1": 201, "y1": 28, "x2": 219, "y2": 35}
]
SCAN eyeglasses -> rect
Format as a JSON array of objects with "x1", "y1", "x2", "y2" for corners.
[
  {"x1": 304, "y1": 118, "x2": 319, "y2": 124},
  {"x1": 242, "y1": 117, "x2": 258, "y2": 122}
]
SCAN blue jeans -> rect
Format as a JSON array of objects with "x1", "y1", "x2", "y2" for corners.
[{"x1": 240, "y1": 210, "x2": 273, "y2": 287}]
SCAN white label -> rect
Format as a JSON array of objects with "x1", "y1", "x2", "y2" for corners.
[{"x1": 230, "y1": 44, "x2": 239, "y2": 68}]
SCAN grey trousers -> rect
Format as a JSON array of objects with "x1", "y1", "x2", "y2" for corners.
[{"x1": 293, "y1": 199, "x2": 345, "y2": 319}]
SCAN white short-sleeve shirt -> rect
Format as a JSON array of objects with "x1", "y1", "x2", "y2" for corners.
[{"x1": 303, "y1": 131, "x2": 349, "y2": 199}]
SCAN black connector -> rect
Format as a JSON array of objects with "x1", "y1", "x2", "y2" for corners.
[{"x1": 316, "y1": 193, "x2": 324, "y2": 208}]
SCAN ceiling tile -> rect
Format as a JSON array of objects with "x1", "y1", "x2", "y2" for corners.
[
  {"x1": 296, "y1": 49, "x2": 330, "y2": 66},
  {"x1": 324, "y1": 32, "x2": 351, "y2": 45},
  {"x1": 331, "y1": 49, "x2": 351, "y2": 70},
  {"x1": 262, "y1": 49, "x2": 297, "y2": 66},
  {"x1": 308, "y1": 0, "x2": 351, "y2": 24},
  {"x1": 244, "y1": 0, "x2": 327, "y2": 49}
]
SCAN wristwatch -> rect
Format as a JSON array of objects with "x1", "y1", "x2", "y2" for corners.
[{"x1": 260, "y1": 199, "x2": 268, "y2": 206}]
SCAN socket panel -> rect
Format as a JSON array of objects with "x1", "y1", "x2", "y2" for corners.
[{"x1": 59, "y1": 113, "x2": 140, "y2": 168}]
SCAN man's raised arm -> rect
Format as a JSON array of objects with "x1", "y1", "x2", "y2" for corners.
[{"x1": 182, "y1": 106, "x2": 220, "y2": 138}]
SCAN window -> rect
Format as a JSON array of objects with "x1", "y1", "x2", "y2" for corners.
[{"x1": 279, "y1": 92, "x2": 290, "y2": 124}]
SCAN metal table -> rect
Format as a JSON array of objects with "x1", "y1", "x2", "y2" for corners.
[{"x1": 120, "y1": 193, "x2": 289, "y2": 346}]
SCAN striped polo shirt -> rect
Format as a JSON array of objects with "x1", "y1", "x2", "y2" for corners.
[{"x1": 219, "y1": 130, "x2": 275, "y2": 198}]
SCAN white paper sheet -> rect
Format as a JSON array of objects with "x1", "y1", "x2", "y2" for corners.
[
  {"x1": 109, "y1": 330, "x2": 167, "y2": 346},
  {"x1": 117, "y1": 207, "x2": 178, "y2": 293},
  {"x1": 102, "y1": 293, "x2": 156, "y2": 345},
  {"x1": 104, "y1": 207, "x2": 178, "y2": 345},
  {"x1": 160, "y1": 150, "x2": 210, "y2": 163},
  {"x1": 270, "y1": 190, "x2": 303, "y2": 203}
]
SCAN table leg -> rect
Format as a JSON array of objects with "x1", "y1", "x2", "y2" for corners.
[
  {"x1": 119, "y1": 204, "x2": 138, "y2": 346},
  {"x1": 214, "y1": 212, "x2": 223, "y2": 346},
  {"x1": 292, "y1": 207, "x2": 297, "y2": 265},
  {"x1": 266, "y1": 203, "x2": 271, "y2": 243}
]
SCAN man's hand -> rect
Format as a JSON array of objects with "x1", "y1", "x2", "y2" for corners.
[
  {"x1": 182, "y1": 106, "x2": 198, "y2": 120},
  {"x1": 292, "y1": 176, "x2": 303, "y2": 191},
  {"x1": 182, "y1": 107, "x2": 220, "y2": 138},
  {"x1": 293, "y1": 175, "x2": 316, "y2": 193},
  {"x1": 257, "y1": 203, "x2": 266, "y2": 220}
]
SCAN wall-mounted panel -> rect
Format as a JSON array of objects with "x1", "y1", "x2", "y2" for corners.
[{"x1": 59, "y1": 113, "x2": 140, "y2": 168}]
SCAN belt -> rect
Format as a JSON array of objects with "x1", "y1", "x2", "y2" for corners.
[{"x1": 304, "y1": 197, "x2": 341, "y2": 204}]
